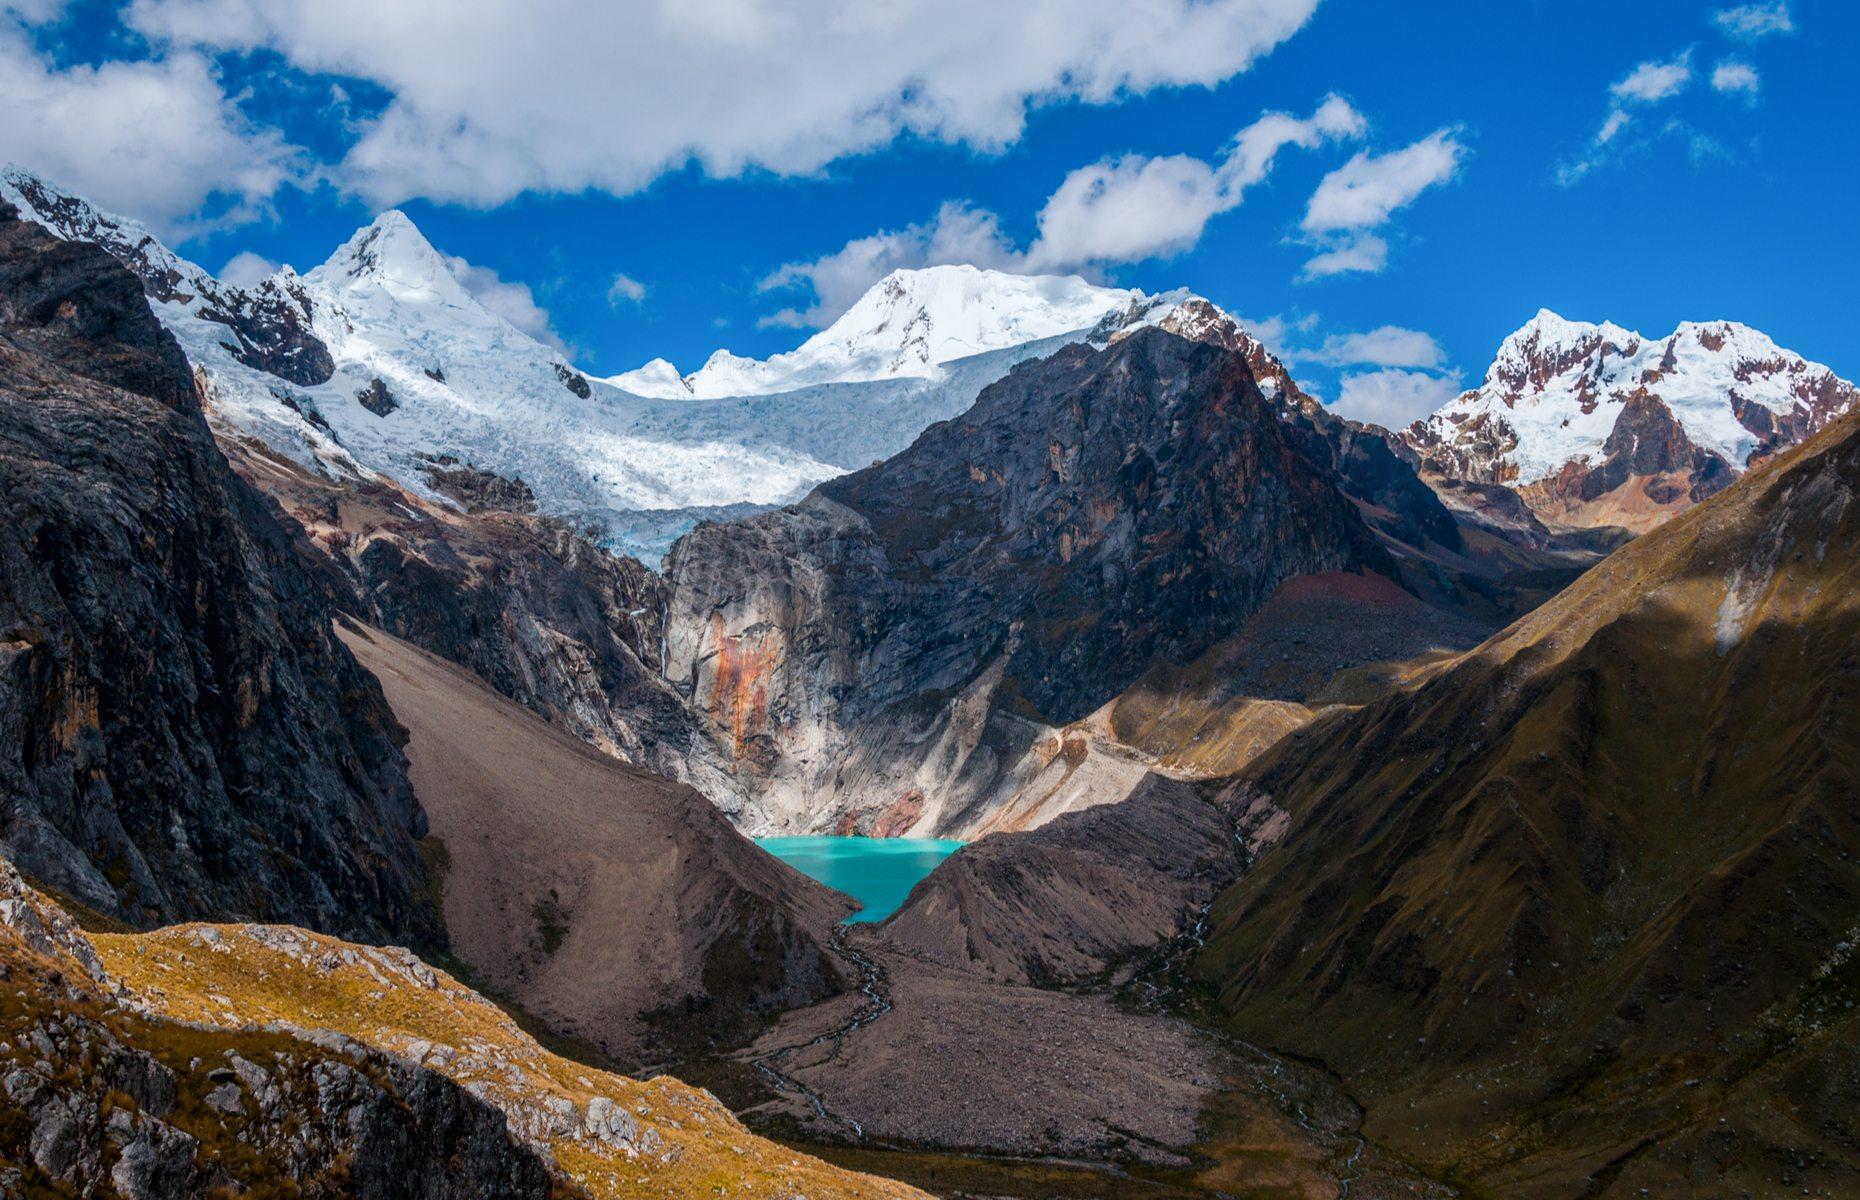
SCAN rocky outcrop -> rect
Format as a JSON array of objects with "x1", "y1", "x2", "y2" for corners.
[
  {"x1": 0, "y1": 857, "x2": 928, "y2": 1199},
  {"x1": 1519, "y1": 390, "x2": 1737, "y2": 530},
  {"x1": 0, "y1": 860, "x2": 553, "y2": 1200},
  {"x1": 220, "y1": 434, "x2": 739, "y2": 796},
  {"x1": 419, "y1": 455, "x2": 539, "y2": 513},
  {"x1": 0, "y1": 205, "x2": 432, "y2": 942},
  {"x1": 553, "y1": 362, "x2": 592, "y2": 398},
  {"x1": 663, "y1": 328, "x2": 1395, "y2": 834},
  {"x1": 356, "y1": 375, "x2": 397, "y2": 416}
]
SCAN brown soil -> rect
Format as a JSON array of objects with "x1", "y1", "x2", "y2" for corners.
[{"x1": 337, "y1": 620, "x2": 850, "y2": 1065}]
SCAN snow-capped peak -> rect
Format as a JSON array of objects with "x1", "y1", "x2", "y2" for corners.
[
  {"x1": 1485, "y1": 309, "x2": 1642, "y2": 394},
  {"x1": 1406, "y1": 308, "x2": 1858, "y2": 492},
  {"x1": 674, "y1": 264, "x2": 1135, "y2": 398},
  {"x1": 308, "y1": 210, "x2": 475, "y2": 310},
  {"x1": 604, "y1": 356, "x2": 695, "y2": 399}
]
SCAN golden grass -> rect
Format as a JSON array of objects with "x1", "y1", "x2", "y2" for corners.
[{"x1": 89, "y1": 922, "x2": 926, "y2": 1200}]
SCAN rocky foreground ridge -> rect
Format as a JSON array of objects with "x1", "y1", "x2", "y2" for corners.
[{"x1": 0, "y1": 856, "x2": 924, "y2": 1199}]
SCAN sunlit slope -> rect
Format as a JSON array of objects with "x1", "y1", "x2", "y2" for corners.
[
  {"x1": 1196, "y1": 411, "x2": 1860, "y2": 1196},
  {"x1": 0, "y1": 858, "x2": 925, "y2": 1199}
]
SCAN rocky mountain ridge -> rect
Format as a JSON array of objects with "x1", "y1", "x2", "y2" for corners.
[
  {"x1": 0, "y1": 203, "x2": 432, "y2": 943},
  {"x1": 662, "y1": 326, "x2": 1411, "y2": 835}
]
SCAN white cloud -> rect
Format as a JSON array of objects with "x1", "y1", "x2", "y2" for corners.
[
  {"x1": 0, "y1": 22, "x2": 302, "y2": 233},
  {"x1": 1299, "y1": 233, "x2": 1389, "y2": 279},
  {"x1": 1302, "y1": 130, "x2": 1466, "y2": 232},
  {"x1": 1312, "y1": 326, "x2": 1443, "y2": 369},
  {"x1": 1233, "y1": 311, "x2": 1318, "y2": 354},
  {"x1": 2, "y1": 0, "x2": 66, "y2": 21},
  {"x1": 218, "y1": 249, "x2": 280, "y2": 287},
  {"x1": 442, "y1": 253, "x2": 568, "y2": 353},
  {"x1": 1713, "y1": 2, "x2": 1793, "y2": 40},
  {"x1": 1329, "y1": 368, "x2": 1461, "y2": 429},
  {"x1": 760, "y1": 97, "x2": 1365, "y2": 327},
  {"x1": 127, "y1": 0, "x2": 1320, "y2": 208},
  {"x1": 1220, "y1": 94, "x2": 1369, "y2": 192},
  {"x1": 1561, "y1": 51, "x2": 1699, "y2": 186},
  {"x1": 1294, "y1": 129, "x2": 1463, "y2": 278},
  {"x1": 606, "y1": 272, "x2": 647, "y2": 306},
  {"x1": 1610, "y1": 53, "x2": 1694, "y2": 104},
  {"x1": 1018, "y1": 94, "x2": 1364, "y2": 274},
  {"x1": 1711, "y1": 60, "x2": 1761, "y2": 96}
]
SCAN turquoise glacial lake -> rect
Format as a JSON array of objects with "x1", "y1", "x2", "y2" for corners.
[{"x1": 756, "y1": 836, "x2": 965, "y2": 924}]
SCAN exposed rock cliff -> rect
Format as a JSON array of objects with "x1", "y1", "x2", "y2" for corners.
[
  {"x1": 663, "y1": 328, "x2": 1395, "y2": 834},
  {"x1": 0, "y1": 206, "x2": 431, "y2": 943},
  {"x1": 216, "y1": 433, "x2": 742, "y2": 806}
]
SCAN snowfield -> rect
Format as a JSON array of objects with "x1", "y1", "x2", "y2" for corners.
[{"x1": 3, "y1": 165, "x2": 1147, "y2": 558}]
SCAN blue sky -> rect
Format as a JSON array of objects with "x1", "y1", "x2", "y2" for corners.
[{"x1": 3, "y1": 0, "x2": 1854, "y2": 424}]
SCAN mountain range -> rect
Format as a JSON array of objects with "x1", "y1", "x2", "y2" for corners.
[{"x1": 2, "y1": 161, "x2": 1858, "y2": 1200}]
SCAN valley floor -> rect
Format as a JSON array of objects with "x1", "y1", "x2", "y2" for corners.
[{"x1": 695, "y1": 924, "x2": 1456, "y2": 1199}]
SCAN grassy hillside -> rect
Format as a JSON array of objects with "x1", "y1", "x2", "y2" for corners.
[
  {"x1": 1194, "y1": 412, "x2": 1860, "y2": 1196},
  {"x1": 0, "y1": 857, "x2": 925, "y2": 1199}
]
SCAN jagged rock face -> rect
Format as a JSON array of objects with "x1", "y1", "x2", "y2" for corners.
[
  {"x1": 1100, "y1": 295, "x2": 1461, "y2": 552},
  {"x1": 355, "y1": 375, "x2": 397, "y2": 416},
  {"x1": 0, "y1": 207, "x2": 432, "y2": 942},
  {"x1": 553, "y1": 362, "x2": 592, "y2": 398},
  {"x1": 1401, "y1": 310, "x2": 1859, "y2": 531},
  {"x1": 221, "y1": 437, "x2": 741, "y2": 800},
  {"x1": 663, "y1": 329, "x2": 1393, "y2": 834},
  {"x1": 0, "y1": 167, "x2": 335, "y2": 387},
  {"x1": 419, "y1": 456, "x2": 539, "y2": 513},
  {"x1": 1521, "y1": 390, "x2": 1737, "y2": 523}
]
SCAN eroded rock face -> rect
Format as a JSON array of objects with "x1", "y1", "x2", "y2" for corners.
[
  {"x1": 663, "y1": 329, "x2": 1394, "y2": 834},
  {"x1": 222, "y1": 437, "x2": 739, "y2": 797},
  {"x1": 0, "y1": 206, "x2": 432, "y2": 943}
]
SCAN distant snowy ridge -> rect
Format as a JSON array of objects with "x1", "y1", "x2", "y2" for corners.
[
  {"x1": 1404, "y1": 308, "x2": 1858, "y2": 487},
  {"x1": 630, "y1": 265, "x2": 1136, "y2": 398}
]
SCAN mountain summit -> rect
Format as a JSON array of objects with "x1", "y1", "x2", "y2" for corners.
[
  {"x1": 310, "y1": 209, "x2": 480, "y2": 312},
  {"x1": 616, "y1": 264, "x2": 1135, "y2": 398},
  {"x1": 1402, "y1": 308, "x2": 1857, "y2": 530}
]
